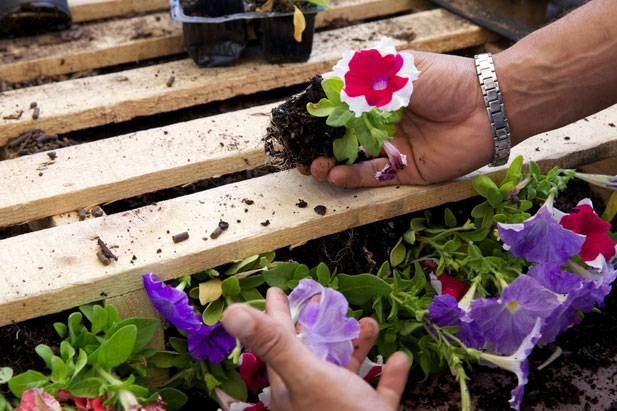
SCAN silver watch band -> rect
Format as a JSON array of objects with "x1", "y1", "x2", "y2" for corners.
[{"x1": 474, "y1": 53, "x2": 511, "y2": 167}]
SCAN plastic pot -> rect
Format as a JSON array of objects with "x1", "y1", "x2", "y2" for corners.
[
  {"x1": 0, "y1": 0, "x2": 72, "y2": 38},
  {"x1": 256, "y1": 7, "x2": 319, "y2": 64},
  {"x1": 169, "y1": 0, "x2": 324, "y2": 67}
]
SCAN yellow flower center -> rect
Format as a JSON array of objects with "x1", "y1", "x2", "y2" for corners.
[{"x1": 506, "y1": 300, "x2": 520, "y2": 312}]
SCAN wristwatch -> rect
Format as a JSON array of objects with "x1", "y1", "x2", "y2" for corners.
[{"x1": 474, "y1": 53, "x2": 511, "y2": 167}]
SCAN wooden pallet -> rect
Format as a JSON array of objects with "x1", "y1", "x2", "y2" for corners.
[{"x1": 1, "y1": 0, "x2": 616, "y2": 331}]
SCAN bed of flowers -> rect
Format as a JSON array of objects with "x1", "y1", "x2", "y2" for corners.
[
  {"x1": 2, "y1": 38, "x2": 617, "y2": 411},
  {"x1": 1, "y1": 156, "x2": 616, "y2": 411}
]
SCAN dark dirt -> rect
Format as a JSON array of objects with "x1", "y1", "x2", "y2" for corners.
[
  {"x1": 2, "y1": 130, "x2": 78, "y2": 160},
  {"x1": 264, "y1": 75, "x2": 345, "y2": 168},
  {"x1": 313, "y1": 205, "x2": 327, "y2": 216}
]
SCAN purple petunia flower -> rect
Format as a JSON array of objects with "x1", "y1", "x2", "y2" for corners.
[
  {"x1": 527, "y1": 262, "x2": 590, "y2": 343},
  {"x1": 187, "y1": 323, "x2": 237, "y2": 363},
  {"x1": 567, "y1": 256, "x2": 617, "y2": 311},
  {"x1": 427, "y1": 294, "x2": 484, "y2": 349},
  {"x1": 479, "y1": 318, "x2": 542, "y2": 411},
  {"x1": 470, "y1": 275, "x2": 560, "y2": 355},
  {"x1": 375, "y1": 141, "x2": 407, "y2": 182},
  {"x1": 498, "y1": 205, "x2": 585, "y2": 265},
  {"x1": 143, "y1": 273, "x2": 202, "y2": 332},
  {"x1": 289, "y1": 279, "x2": 360, "y2": 367}
]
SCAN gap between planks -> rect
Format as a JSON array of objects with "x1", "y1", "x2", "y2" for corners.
[
  {"x1": 0, "y1": 0, "x2": 430, "y2": 83},
  {"x1": 0, "y1": 105, "x2": 616, "y2": 326},
  {"x1": 0, "y1": 9, "x2": 497, "y2": 144}
]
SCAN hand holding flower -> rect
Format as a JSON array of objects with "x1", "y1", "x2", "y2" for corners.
[{"x1": 222, "y1": 287, "x2": 410, "y2": 411}]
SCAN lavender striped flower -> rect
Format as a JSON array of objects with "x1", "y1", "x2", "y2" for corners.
[
  {"x1": 498, "y1": 205, "x2": 585, "y2": 265},
  {"x1": 289, "y1": 279, "x2": 360, "y2": 367},
  {"x1": 143, "y1": 273, "x2": 202, "y2": 332}
]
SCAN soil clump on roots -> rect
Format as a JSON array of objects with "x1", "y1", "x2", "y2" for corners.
[{"x1": 264, "y1": 75, "x2": 345, "y2": 168}]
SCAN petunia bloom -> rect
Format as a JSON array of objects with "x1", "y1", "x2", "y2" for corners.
[
  {"x1": 527, "y1": 262, "x2": 590, "y2": 343},
  {"x1": 470, "y1": 275, "x2": 560, "y2": 355},
  {"x1": 375, "y1": 141, "x2": 408, "y2": 182},
  {"x1": 239, "y1": 351, "x2": 269, "y2": 393},
  {"x1": 427, "y1": 294, "x2": 484, "y2": 349},
  {"x1": 332, "y1": 36, "x2": 420, "y2": 117},
  {"x1": 187, "y1": 322, "x2": 237, "y2": 363},
  {"x1": 429, "y1": 272, "x2": 470, "y2": 301},
  {"x1": 498, "y1": 205, "x2": 585, "y2": 265},
  {"x1": 215, "y1": 387, "x2": 270, "y2": 411},
  {"x1": 289, "y1": 279, "x2": 360, "y2": 367},
  {"x1": 15, "y1": 388, "x2": 62, "y2": 411},
  {"x1": 358, "y1": 355, "x2": 384, "y2": 382},
  {"x1": 559, "y1": 199, "x2": 617, "y2": 265},
  {"x1": 572, "y1": 172, "x2": 617, "y2": 190},
  {"x1": 143, "y1": 273, "x2": 202, "y2": 332},
  {"x1": 479, "y1": 318, "x2": 542, "y2": 411}
]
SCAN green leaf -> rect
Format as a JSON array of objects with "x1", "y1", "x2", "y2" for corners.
[
  {"x1": 74, "y1": 349, "x2": 87, "y2": 378},
  {"x1": 529, "y1": 161, "x2": 541, "y2": 177},
  {"x1": 159, "y1": 387, "x2": 188, "y2": 411},
  {"x1": 67, "y1": 312, "x2": 84, "y2": 344},
  {"x1": 203, "y1": 299, "x2": 225, "y2": 326},
  {"x1": 263, "y1": 262, "x2": 298, "y2": 292},
  {"x1": 225, "y1": 255, "x2": 260, "y2": 275},
  {"x1": 306, "y1": 99, "x2": 335, "y2": 117},
  {"x1": 411, "y1": 262, "x2": 427, "y2": 291},
  {"x1": 321, "y1": 77, "x2": 343, "y2": 103},
  {"x1": 337, "y1": 274, "x2": 392, "y2": 305},
  {"x1": 90, "y1": 305, "x2": 109, "y2": 335},
  {"x1": 376, "y1": 261, "x2": 390, "y2": 278},
  {"x1": 238, "y1": 275, "x2": 265, "y2": 289},
  {"x1": 326, "y1": 104, "x2": 354, "y2": 127},
  {"x1": 389, "y1": 237, "x2": 406, "y2": 267},
  {"x1": 148, "y1": 351, "x2": 191, "y2": 369},
  {"x1": 333, "y1": 128, "x2": 358, "y2": 164},
  {"x1": 487, "y1": 187, "x2": 502, "y2": 207},
  {"x1": 111, "y1": 318, "x2": 160, "y2": 354},
  {"x1": 53, "y1": 322, "x2": 67, "y2": 339},
  {"x1": 501, "y1": 154, "x2": 523, "y2": 185},
  {"x1": 241, "y1": 288, "x2": 263, "y2": 302},
  {"x1": 60, "y1": 341, "x2": 75, "y2": 361},
  {"x1": 350, "y1": 116, "x2": 380, "y2": 156},
  {"x1": 293, "y1": 264, "x2": 310, "y2": 279},
  {"x1": 304, "y1": 0, "x2": 330, "y2": 9},
  {"x1": 8, "y1": 370, "x2": 48, "y2": 397},
  {"x1": 472, "y1": 175, "x2": 499, "y2": 198},
  {"x1": 316, "y1": 263, "x2": 331, "y2": 286},
  {"x1": 219, "y1": 369, "x2": 248, "y2": 402},
  {"x1": 0, "y1": 368, "x2": 12, "y2": 384},
  {"x1": 35, "y1": 345, "x2": 54, "y2": 369},
  {"x1": 69, "y1": 377, "x2": 103, "y2": 398},
  {"x1": 169, "y1": 337, "x2": 188, "y2": 353},
  {"x1": 398, "y1": 320, "x2": 423, "y2": 336},
  {"x1": 105, "y1": 305, "x2": 120, "y2": 324},
  {"x1": 97, "y1": 324, "x2": 137, "y2": 368},
  {"x1": 444, "y1": 208, "x2": 457, "y2": 228},
  {"x1": 222, "y1": 276, "x2": 241, "y2": 297},
  {"x1": 287, "y1": 279, "x2": 300, "y2": 289},
  {"x1": 51, "y1": 356, "x2": 67, "y2": 382}
]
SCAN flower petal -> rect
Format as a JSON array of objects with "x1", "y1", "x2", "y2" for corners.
[{"x1": 143, "y1": 273, "x2": 202, "y2": 332}]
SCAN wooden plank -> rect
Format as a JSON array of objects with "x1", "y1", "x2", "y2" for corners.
[
  {"x1": 0, "y1": 105, "x2": 616, "y2": 325},
  {"x1": 69, "y1": 0, "x2": 169, "y2": 23},
  {"x1": 0, "y1": 103, "x2": 274, "y2": 227},
  {"x1": 0, "y1": 13, "x2": 184, "y2": 84},
  {"x1": 1, "y1": 0, "x2": 429, "y2": 84},
  {"x1": 0, "y1": 9, "x2": 496, "y2": 144}
]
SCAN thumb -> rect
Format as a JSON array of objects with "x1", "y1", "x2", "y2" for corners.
[{"x1": 222, "y1": 303, "x2": 309, "y2": 384}]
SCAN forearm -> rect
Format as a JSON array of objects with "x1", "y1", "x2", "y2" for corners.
[{"x1": 494, "y1": 0, "x2": 617, "y2": 146}]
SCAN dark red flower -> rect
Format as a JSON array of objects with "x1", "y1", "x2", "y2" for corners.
[
  {"x1": 437, "y1": 273, "x2": 469, "y2": 301},
  {"x1": 560, "y1": 203, "x2": 616, "y2": 263},
  {"x1": 239, "y1": 351, "x2": 269, "y2": 394}
]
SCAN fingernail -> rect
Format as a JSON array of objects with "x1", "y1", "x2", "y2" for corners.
[{"x1": 223, "y1": 306, "x2": 254, "y2": 339}]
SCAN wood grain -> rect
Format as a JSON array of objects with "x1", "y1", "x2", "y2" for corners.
[
  {"x1": 0, "y1": 105, "x2": 616, "y2": 326},
  {"x1": 69, "y1": 0, "x2": 169, "y2": 23}
]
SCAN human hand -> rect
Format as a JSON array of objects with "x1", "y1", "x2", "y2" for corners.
[
  {"x1": 300, "y1": 51, "x2": 495, "y2": 188},
  {"x1": 222, "y1": 287, "x2": 410, "y2": 411}
]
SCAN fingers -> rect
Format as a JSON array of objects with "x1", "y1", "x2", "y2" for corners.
[
  {"x1": 346, "y1": 317, "x2": 379, "y2": 374},
  {"x1": 265, "y1": 287, "x2": 294, "y2": 329},
  {"x1": 222, "y1": 302, "x2": 309, "y2": 385},
  {"x1": 310, "y1": 157, "x2": 337, "y2": 182},
  {"x1": 327, "y1": 158, "x2": 401, "y2": 188},
  {"x1": 296, "y1": 163, "x2": 311, "y2": 176},
  {"x1": 376, "y1": 351, "x2": 410, "y2": 409}
]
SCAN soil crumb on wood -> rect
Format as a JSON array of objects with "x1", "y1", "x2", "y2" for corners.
[
  {"x1": 313, "y1": 205, "x2": 327, "y2": 215},
  {"x1": 172, "y1": 231, "x2": 189, "y2": 243},
  {"x1": 264, "y1": 75, "x2": 345, "y2": 168},
  {"x1": 296, "y1": 199, "x2": 308, "y2": 208}
]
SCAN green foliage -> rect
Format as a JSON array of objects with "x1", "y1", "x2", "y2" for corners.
[
  {"x1": 5, "y1": 304, "x2": 159, "y2": 408},
  {"x1": 306, "y1": 76, "x2": 403, "y2": 162}
]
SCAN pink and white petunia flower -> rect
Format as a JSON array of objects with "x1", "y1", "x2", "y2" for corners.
[
  {"x1": 358, "y1": 355, "x2": 384, "y2": 382},
  {"x1": 15, "y1": 388, "x2": 62, "y2": 411},
  {"x1": 333, "y1": 36, "x2": 420, "y2": 117}
]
